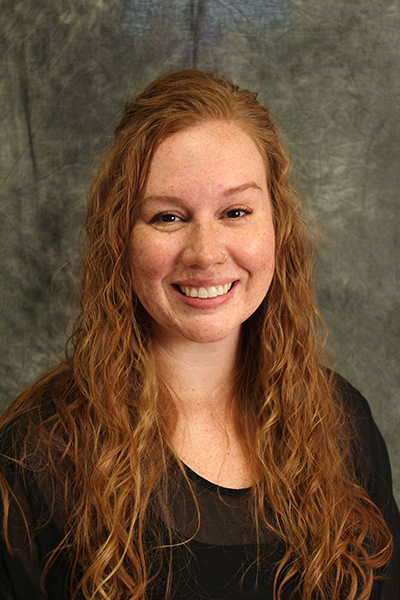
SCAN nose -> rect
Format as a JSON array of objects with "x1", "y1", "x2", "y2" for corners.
[{"x1": 181, "y1": 221, "x2": 226, "y2": 268}]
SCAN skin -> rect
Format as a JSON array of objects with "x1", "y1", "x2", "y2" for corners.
[
  {"x1": 128, "y1": 120, "x2": 275, "y2": 487},
  {"x1": 129, "y1": 120, "x2": 275, "y2": 348}
]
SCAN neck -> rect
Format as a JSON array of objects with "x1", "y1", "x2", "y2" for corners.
[
  {"x1": 152, "y1": 326, "x2": 255, "y2": 488},
  {"x1": 152, "y1": 326, "x2": 241, "y2": 415}
]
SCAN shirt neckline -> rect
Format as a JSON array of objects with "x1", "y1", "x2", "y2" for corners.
[{"x1": 182, "y1": 462, "x2": 251, "y2": 497}]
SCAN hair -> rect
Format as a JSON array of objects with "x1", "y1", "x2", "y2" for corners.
[{"x1": 0, "y1": 69, "x2": 392, "y2": 599}]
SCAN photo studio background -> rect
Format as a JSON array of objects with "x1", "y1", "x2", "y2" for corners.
[{"x1": 1, "y1": 0, "x2": 399, "y2": 503}]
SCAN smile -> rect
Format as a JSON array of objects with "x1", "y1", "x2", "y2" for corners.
[{"x1": 177, "y1": 282, "x2": 234, "y2": 298}]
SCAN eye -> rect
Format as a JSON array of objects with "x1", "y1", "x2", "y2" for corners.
[
  {"x1": 151, "y1": 213, "x2": 183, "y2": 223},
  {"x1": 224, "y1": 207, "x2": 252, "y2": 219}
]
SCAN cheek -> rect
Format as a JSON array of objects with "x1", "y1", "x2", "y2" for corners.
[
  {"x1": 128, "y1": 232, "x2": 171, "y2": 288},
  {"x1": 242, "y1": 229, "x2": 275, "y2": 279},
  {"x1": 128, "y1": 243, "x2": 164, "y2": 318}
]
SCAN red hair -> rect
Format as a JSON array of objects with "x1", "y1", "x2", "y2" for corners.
[{"x1": 0, "y1": 69, "x2": 392, "y2": 599}]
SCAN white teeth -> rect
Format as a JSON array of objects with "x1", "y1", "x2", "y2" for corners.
[
  {"x1": 198, "y1": 287, "x2": 207, "y2": 298},
  {"x1": 178, "y1": 283, "x2": 233, "y2": 298}
]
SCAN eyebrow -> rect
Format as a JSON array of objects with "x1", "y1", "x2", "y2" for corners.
[
  {"x1": 221, "y1": 182, "x2": 262, "y2": 198},
  {"x1": 142, "y1": 182, "x2": 263, "y2": 204}
]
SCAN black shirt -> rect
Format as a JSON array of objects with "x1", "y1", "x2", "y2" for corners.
[{"x1": 0, "y1": 374, "x2": 399, "y2": 599}]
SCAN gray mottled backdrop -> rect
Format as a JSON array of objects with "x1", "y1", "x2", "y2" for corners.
[{"x1": 1, "y1": 0, "x2": 399, "y2": 501}]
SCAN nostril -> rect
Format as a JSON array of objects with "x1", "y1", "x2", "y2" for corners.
[{"x1": 181, "y1": 245, "x2": 227, "y2": 269}]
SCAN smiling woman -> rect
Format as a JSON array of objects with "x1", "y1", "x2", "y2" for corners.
[
  {"x1": 0, "y1": 69, "x2": 399, "y2": 600},
  {"x1": 129, "y1": 121, "x2": 275, "y2": 346}
]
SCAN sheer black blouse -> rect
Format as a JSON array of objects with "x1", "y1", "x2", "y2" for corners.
[{"x1": 0, "y1": 374, "x2": 399, "y2": 599}]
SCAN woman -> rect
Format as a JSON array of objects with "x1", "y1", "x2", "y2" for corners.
[{"x1": 0, "y1": 68, "x2": 398, "y2": 600}]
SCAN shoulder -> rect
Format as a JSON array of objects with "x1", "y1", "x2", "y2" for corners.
[
  {"x1": 331, "y1": 372, "x2": 391, "y2": 489},
  {"x1": 330, "y1": 370, "x2": 387, "y2": 455},
  {"x1": 332, "y1": 372, "x2": 400, "y2": 598},
  {"x1": 331, "y1": 370, "x2": 374, "y2": 422},
  {"x1": 0, "y1": 366, "x2": 73, "y2": 443},
  {"x1": 0, "y1": 386, "x2": 55, "y2": 460},
  {"x1": 0, "y1": 369, "x2": 73, "y2": 498},
  {"x1": 331, "y1": 370, "x2": 399, "y2": 523},
  {"x1": 0, "y1": 374, "x2": 71, "y2": 600}
]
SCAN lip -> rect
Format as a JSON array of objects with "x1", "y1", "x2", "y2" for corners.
[
  {"x1": 174, "y1": 279, "x2": 236, "y2": 287},
  {"x1": 172, "y1": 280, "x2": 238, "y2": 308}
]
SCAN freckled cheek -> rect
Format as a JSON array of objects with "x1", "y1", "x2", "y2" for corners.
[
  {"x1": 128, "y1": 237, "x2": 174, "y2": 284},
  {"x1": 240, "y1": 234, "x2": 275, "y2": 276}
]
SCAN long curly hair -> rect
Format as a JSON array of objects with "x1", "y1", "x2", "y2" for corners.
[{"x1": 0, "y1": 69, "x2": 392, "y2": 599}]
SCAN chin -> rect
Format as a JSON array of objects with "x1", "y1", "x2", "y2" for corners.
[{"x1": 180, "y1": 324, "x2": 241, "y2": 345}]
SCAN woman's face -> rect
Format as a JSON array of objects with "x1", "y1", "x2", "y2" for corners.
[{"x1": 128, "y1": 120, "x2": 275, "y2": 346}]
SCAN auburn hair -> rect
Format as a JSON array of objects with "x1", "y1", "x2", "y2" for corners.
[{"x1": 0, "y1": 68, "x2": 392, "y2": 599}]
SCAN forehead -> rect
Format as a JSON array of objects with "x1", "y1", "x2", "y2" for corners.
[{"x1": 146, "y1": 120, "x2": 267, "y2": 195}]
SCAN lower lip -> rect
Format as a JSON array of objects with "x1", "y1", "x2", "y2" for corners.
[{"x1": 173, "y1": 282, "x2": 237, "y2": 308}]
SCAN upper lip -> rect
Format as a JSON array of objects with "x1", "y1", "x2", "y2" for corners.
[{"x1": 173, "y1": 279, "x2": 237, "y2": 287}]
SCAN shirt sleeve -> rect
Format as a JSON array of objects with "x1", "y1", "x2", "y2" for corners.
[
  {"x1": 0, "y1": 429, "x2": 71, "y2": 600},
  {"x1": 335, "y1": 373, "x2": 400, "y2": 600}
]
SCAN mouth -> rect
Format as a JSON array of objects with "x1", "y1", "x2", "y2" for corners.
[{"x1": 176, "y1": 282, "x2": 235, "y2": 299}]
